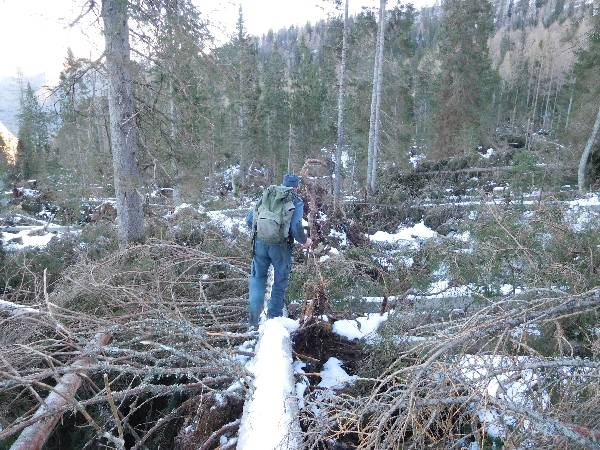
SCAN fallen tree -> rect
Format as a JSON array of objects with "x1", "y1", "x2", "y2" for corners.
[
  {"x1": 0, "y1": 241, "x2": 252, "y2": 448},
  {"x1": 302, "y1": 288, "x2": 600, "y2": 449}
]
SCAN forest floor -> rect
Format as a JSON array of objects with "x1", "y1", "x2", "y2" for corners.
[{"x1": 1, "y1": 148, "x2": 600, "y2": 449}]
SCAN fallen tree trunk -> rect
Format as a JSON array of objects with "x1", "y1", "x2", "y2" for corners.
[
  {"x1": 237, "y1": 319, "x2": 301, "y2": 450},
  {"x1": 10, "y1": 331, "x2": 112, "y2": 450},
  {"x1": 0, "y1": 299, "x2": 44, "y2": 317}
]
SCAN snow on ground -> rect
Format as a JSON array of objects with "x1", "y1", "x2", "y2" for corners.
[
  {"x1": 317, "y1": 357, "x2": 356, "y2": 389},
  {"x1": 510, "y1": 323, "x2": 542, "y2": 339},
  {"x1": 1, "y1": 224, "x2": 79, "y2": 251},
  {"x1": 329, "y1": 229, "x2": 348, "y2": 247},
  {"x1": 220, "y1": 164, "x2": 240, "y2": 181},
  {"x1": 564, "y1": 193, "x2": 600, "y2": 232},
  {"x1": 333, "y1": 312, "x2": 389, "y2": 341},
  {"x1": 409, "y1": 153, "x2": 426, "y2": 168},
  {"x1": 237, "y1": 317, "x2": 302, "y2": 450},
  {"x1": 480, "y1": 148, "x2": 495, "y2": 159},
  {"x1": 500, "y1": 284, "x2": 523, "y2": 296},
  {"x1": 163, "y1": 202, "x2": 250, "y2": 235},
  {"x1": 369, "y1": 222, "x2": 437, "y2": 247},
  {"x1": 457, "y1": 355, "x2": 551, "y2": 439},
  {"x1": 567, "y1": 193, "x2": 600, "y2": 207},
  {"x1": 206, "y1": 209, "x2": 250, "y2": 235}
]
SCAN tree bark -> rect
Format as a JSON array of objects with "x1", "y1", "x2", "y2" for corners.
[
  {"x1": 333, "y1": 0, "x2": 349, "y2": 208},
  {"x1": 167, "y1": 1, "x2": 181, "y2": 204},
  {"x1": 542, "y1": 69, "x2": 554, "y2": 130},
  {"x1": 367, "y1": 0, "x2": 387, "y2": 195},
  {"x1": 526, "y1": 60, "x2": 544, "y2": 151},
  {"x1": 10, "y1": 332, "x2": 113, "y2": 450},
  {"x1": 287, "y1": 122, "x2": 293, "y2": 174},
  {"x1": 565, "y1": 79, "x2": 575, "y2": 130},
  {"x1": 102, "y1": 0, "x2": 145, "y2": 247},
  {"x1": 578, "y1": 101, "x2": 600, "y2": 193},
  {"x1": 369, "y1": 0, "x2": 387, "y2": 195}
]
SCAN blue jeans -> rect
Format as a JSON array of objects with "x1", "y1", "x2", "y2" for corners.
[{"x1": 248, "y1": 238, "x2": 292, "y2": 326}]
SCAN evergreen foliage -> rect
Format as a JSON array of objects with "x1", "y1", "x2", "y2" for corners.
[
  {"x1": 431, "y1": 0, "x2": 499, "y2": 158},
  {"x1": 4, "y1": 0, "x2": 599, "y2": 194},
  {"x1": 15, "y1": 83, "x2": 49, "y2": 178}
]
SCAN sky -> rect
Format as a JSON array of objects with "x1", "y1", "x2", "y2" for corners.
[{"x1": 0, "y1": 0, "x2": 436, "y2": 84}]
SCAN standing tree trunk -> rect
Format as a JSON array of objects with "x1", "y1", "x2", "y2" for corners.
[
  {"x1": 102, "y1": 0, "x2": 145, "y2": 247},
  {"x1": 549, "y1": 80, "x2": 561, "y2": 135},
  {"x1": 526, "y1": 60, "x2": 544, "y2": 150},
  {"x1": 367, "y1": 0, "x2": 387, "y2": 195},
  {"x1": 167, "y1": 1, "x2": 181, "y2": 204},
  {"x1": 287, "y1": 123, "x2": 293, "y2": 174},
  {"x1": 565, "y1": 79, "x2": 575, "y2": 130},
  {"x1": 578, "y1": 101, "x2": 600, "y2": 193},
  {"x1": 542, "y1": 70, "x2": 554, "y2": 130},
  {"x1": 169, "y1": 78, "x2": 181, "y2": 204},
  {"x1": 334, "y1": 0, "x2": 349, "y2": 209}
]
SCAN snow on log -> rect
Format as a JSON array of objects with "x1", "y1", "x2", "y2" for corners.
[
  {"x1": 0, "y1": 299, "x2": 43, "y2": 317},
  {"x1": 10, "y1": 331, "x2": 112, "y2": 450},
  {"x1": 237, "y1": 318, "x2": 301, "y2": 450}
]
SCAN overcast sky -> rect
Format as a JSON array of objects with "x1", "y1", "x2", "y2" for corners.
[{"x1": 0, "y1": 0, "x2": 436, "y2": 84}]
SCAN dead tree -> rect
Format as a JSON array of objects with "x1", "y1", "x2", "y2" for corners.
[
  {"x1": 577, "y1": 100, "x2": 600, "y2": 193},
  {"x1": 366, "y1": 0, "x2": 387, "y2": 195},
  {"x1": 301, "y1": 158, "x2": 333, "y2": 247},
  {"x1": 102, "y1": 0, "x2": 145, "y2": 247},
  {"x1": 10, "y1": 332, "x2": 113, "y2": 450},
  {"x1": 333, "y1": 0, "x2": 349, "y2": 209}
]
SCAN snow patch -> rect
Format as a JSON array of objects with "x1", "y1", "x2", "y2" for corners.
[
  {"x1": 205, "y1": 210, "x2": 249, "y2": 235},
  {"x1": 318, "y1": 357, "x2": 356, "y2": 389},
  {"x1": 369, "y1": 222, "x2": 437, "y2": 247},
  {"x1": 329, "y1": 229, "x2": 348, "y2": 247},
  {"x1": 480, "y1": 148, "x2": 495, "y2": 159},
  {"x1": 458, "y1": 355, "x2": 551, "y2": 439},
  {"x1": 333, "y1": 312, "x2": 389, "y2": 341},
  {"x1": 409, "y1": 153, "x2": 426, "y2": 168}
]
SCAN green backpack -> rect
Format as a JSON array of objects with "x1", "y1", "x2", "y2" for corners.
[{"x1": 253, "y1": 185, "x2": 296, "y2": 244}]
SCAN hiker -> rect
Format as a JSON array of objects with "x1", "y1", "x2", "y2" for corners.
[{"x1": 245, "y1": 173, "x2": 310, "y2": 328}]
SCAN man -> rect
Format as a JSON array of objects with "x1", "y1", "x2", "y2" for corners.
[{"x1": 245, "y1": 173, "x2": 309, "y2": 328}]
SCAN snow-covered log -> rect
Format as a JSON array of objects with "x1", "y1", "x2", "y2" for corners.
[{"x1": 237, "y1": 318, "x2": 302, "y2": 450}]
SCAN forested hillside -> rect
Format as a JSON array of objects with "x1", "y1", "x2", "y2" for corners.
[{"x1": 2, "y1": 0, "x2": 597, "y2": 197}]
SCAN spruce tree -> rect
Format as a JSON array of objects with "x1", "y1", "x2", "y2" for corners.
[
  {"x1": 16, "y1": 83, "x2": 49, "y2": 179},
  {"x1": 432, "y1": 0, "x2": 498, "y2": 159},
  {"x1": 101, "y1": 0, "x2": 145, "y2": 246},
  {"x1": 259, "y1": 43, "x2": 290, "y2": 180},
  {"x1": 290, "y1": 38, "x2": 326, "y2": 163}
]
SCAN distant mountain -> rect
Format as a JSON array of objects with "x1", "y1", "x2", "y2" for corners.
[
  {"x1": 0, "y1": 73, "x2": 46, "y2": 135},
  {"x1": 0, "y1": 120, "x2": 18, "y2": 164}
]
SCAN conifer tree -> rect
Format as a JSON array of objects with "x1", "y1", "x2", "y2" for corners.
[
  {"x1": 101, "y1": 0, "x2": 145, "y2": 246},
  {"x1": 259, "y1": 42, "x2": 290, "y2": 180},
  {"x1": 431, "y1": 0, "x2": 498, "y2": 158},
  {"x1": 290, "y1": 38, "x2": 326, "y2": 163},
  {"x1": 16, "y1": 83, "x2": 49, "y2": 179}
]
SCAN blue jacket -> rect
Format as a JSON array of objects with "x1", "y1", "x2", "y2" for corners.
[{"x1": 246, "y1": 193, "x2": 307, "y2": 244}]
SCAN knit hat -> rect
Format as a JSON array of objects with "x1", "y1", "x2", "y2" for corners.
[{"x1": 282, "y1": 173, "x2": 300, "y2": 188}]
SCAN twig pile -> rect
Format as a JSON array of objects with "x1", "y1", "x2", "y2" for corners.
[
  {"x1": 303, "y1": 288, "x2": 600, "y2": 449},
  {"x1": 0, "y1": 241, "x2": 252, "y2": 448}
]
